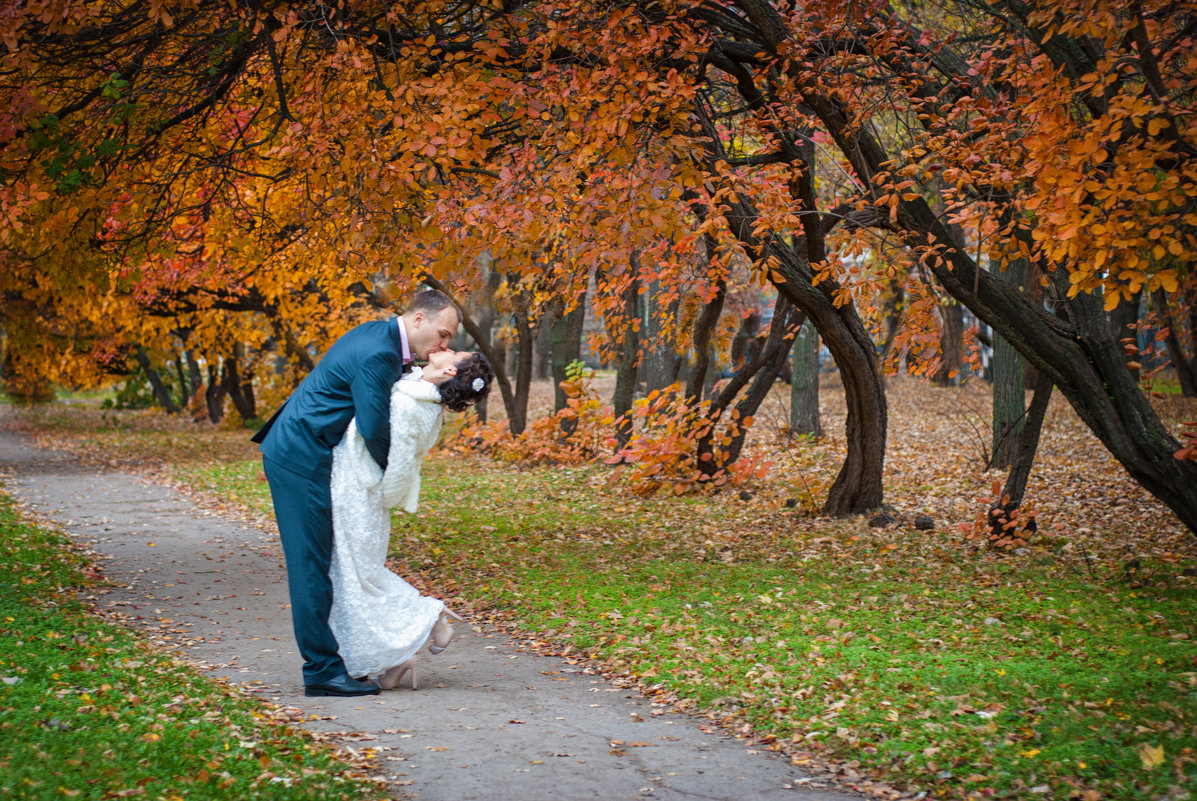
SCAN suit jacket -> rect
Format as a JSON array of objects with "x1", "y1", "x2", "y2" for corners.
[{"x1": 252, "y1": 318, "x2": 406, "y2": 479}]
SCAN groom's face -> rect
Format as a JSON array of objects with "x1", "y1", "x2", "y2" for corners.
[{"x1": 409, "y1": 307, "x2": 460, "y2": 360}]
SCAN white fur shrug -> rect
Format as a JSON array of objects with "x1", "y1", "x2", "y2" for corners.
[{"x1": 348, "y1": 370, "x2": 444, "y2": 512}]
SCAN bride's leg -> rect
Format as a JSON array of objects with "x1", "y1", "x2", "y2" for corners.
[
  {"x1": 428, "y1": 608, "x2": 463, "y2": 654},
  {"x1": 378, "y1": 656, "x2": 418, "y2": 690}
]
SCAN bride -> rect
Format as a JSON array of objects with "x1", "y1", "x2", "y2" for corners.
[{"x1": 327, "y1": 348, "x2": 493, "y2": 690}]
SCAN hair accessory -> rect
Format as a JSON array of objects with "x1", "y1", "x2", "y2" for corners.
[{"x1": 472, "y1": 377, "x2": 486, "y2": 392}]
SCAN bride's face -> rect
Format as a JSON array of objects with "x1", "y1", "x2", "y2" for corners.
[{"x1": 422, "y1": 348, "x2": 466, "y2": 386}]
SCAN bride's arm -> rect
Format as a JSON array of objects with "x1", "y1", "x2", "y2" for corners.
[{"x1": 377, "y1": 392, "x2": 423, "y2": 506}]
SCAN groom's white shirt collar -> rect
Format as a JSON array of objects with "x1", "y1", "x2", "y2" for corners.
[{"x1": 396, "y1": 317, "x2": 413, "y2": 364}]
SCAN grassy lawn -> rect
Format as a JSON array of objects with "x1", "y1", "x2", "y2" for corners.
[
  {"x1": 0, "y1": 494, "x2": 385, "y2": 801},
  {"x1": 8, "y1": 377, "x2": 1197, "y2": 800}
]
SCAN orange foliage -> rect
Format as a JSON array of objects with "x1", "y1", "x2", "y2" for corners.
[
  {"x1": 460, "y1": 367, "x2": 612, "y2": 466},
  {"x1": 607, "y1": 386, "x2": 773, "y2": 496}
]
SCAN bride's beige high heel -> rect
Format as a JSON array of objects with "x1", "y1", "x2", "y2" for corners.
[
  {"x1": 378, "y1": 656, "x2": 418, "y2": 690},
  {"x1": 428, "y1": 609, "x2": 464, "y2": 655}
]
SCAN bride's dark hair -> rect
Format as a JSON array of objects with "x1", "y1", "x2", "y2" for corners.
[{"x1": 438, "y1": 353, "x2": 494, "y2": 412}]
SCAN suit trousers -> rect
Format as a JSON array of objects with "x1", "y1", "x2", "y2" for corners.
[{"x1": 262, "y1": 455, "x2": 344, "y2": 684}]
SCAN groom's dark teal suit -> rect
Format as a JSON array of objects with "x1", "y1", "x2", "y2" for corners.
[{"x1": 252, "y1": 318, "x2": 408, "y2": 684}]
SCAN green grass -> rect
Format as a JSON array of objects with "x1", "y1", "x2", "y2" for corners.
[
  {"x1": 0, "y1": 494, "x2": 384, "y2": 801},
  {"x1": 175, "y1": 455, "x2": 1197, "y2": 800}
]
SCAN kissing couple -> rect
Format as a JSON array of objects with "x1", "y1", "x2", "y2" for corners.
[{"x1": 251, "y1": 289, "x2": 493, "y2": 696}]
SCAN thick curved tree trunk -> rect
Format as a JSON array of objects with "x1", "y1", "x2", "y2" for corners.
[
  {"x1": 722, "y1": 195, "x2": 887, "y2": 515},
  {"x1": 809, "y1": 297, "x2": 887, "y2": 516},
  {"x1": 904, "y1": 202, "x2": 1197, "y2": 532},
  {"x1": 790, "y1": 77, "x2": 1197, "y2": 532}
]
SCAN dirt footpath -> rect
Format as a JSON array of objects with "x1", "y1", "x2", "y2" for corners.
[{"x1": 0, "y1": 419, "x2": 866, "y2": 801}]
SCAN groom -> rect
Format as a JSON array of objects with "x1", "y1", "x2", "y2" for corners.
[{"x1": 252, "y1": 290, "x2": 460, "y2": 696}]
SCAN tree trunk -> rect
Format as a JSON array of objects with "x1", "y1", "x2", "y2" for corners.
[
  {"x1": 611, "y1": 274, "x2": 641, "y2": 449},
  {"x1": 879, "y1": 278, "x2": 904, "y2": 364},
  {"x1": 790, "y1": 320, "x2": 822, "y2": 438},
  {"x1": 932, "y1": 300, "x2": 964, "y2": 386},
  {"x1": 721, "y1": 193, "x2": 887, "y2": 515},
  {"x1": 685, "y1": 272, "x2": 725, "y2": 404},
  {"x1": 991, "y1": 258, "x2": 1028, "y2": 470},
  {"x1": 534, "y1": 313, "x2": 552, "y2": 381},
  {"x1": 989, "y1": 370, "x2": 1054, "y2": 542},
  {"x1": 549, "y1": 292, "x2": 587, "y2": 413},
  {"x1": 204, "y1": 362, "x2": 226, "y2": 423},
  {"x1": 185, "y1": 350, "x2": 202, "y2": 402},
  {"x1": 549, "y1": 290, "x2": 587, "y2": 436},
  {"x1": 1151, "y1": 288, "x2": 1197, "y2": 396},
  {"x1": 224, "y1": 341, "x2": 257, "y2": 421},
  {"x1": 640, "y1": 277, "x2": 678, "y2": 394},
  {"x1": 703, "y1": 300, "x2": 802, "y2": 472},
  {"x1": 508, "y1": 282, "x2": 537, "y2": 436},
  {"x1": 134, "y1": 346, "x2": 180, "y2": 414},
  {"x1": 173, "y1": 347, "x2": 191, "y2": 405}
]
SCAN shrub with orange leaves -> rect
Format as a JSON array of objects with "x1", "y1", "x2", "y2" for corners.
[
  {"x1": 607, "y1": 386, "x2": 773, "y2": 496},
  {"x1": 457, "y1": 363, "x2": 611, "y2": 466}
]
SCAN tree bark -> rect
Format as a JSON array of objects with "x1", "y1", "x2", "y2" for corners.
[
  {"x1": 549, "y1": 289, "x2": 588, "y2": 436},
  {"x1": 611, "y1": 273, "x2": 641, "y2": 449},
  {"x1": 204, "y1": 362, "x2": 226, "y2": 423},
  {"x1": 173, "y1": 347, "x2": 191, "y2": 405},
  {"x1": 721, "y1": 191, "x2": 887, "y2": 515},
  {"x1": 185, "y1": 350, "x2": 202, "y2": 403},
  {"x1": 879, "y1": 278, "x2": 904, "y2": 365},
  {"x1": 991, "y1": 258, "x2": 1029, "y2": 470},
  {"x1": 1151, "y1": 289, "x2": 1197, "y2": 396},
  {"x1": 534, "y1": 313, "x2": 552, "y2": 381},
  {"x1": 134, "y1": 346, "x2": 180, "y2": 414},
  {"x1": 990, "y1": 369, "x2": 1054, "y2": 541},
  {"x1": 790, "y1": 320, "x2": 822, "y2": 438},
  {"x1": 685, "y1": 273, "x2": 725, "y2": 404},
  {"x1": 640, "y1": 278, "x2": 679, "y2": 395},
  {"x1": 507, "y1": 279, "x2": 537, "y2": 436},
  {"x1": 932, "y1": 300, "x2": 964, "y2": 386},
  {"x1": 224, "y1": 341, "x2": 257, "y2": 421}
]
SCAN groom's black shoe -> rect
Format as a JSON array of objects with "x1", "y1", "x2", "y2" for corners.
[{"x1": 304, "y1": 673, "x2": 380, "y2": 697}]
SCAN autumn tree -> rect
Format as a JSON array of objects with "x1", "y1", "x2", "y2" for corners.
[{"x1": 5, "y1": 0, "x2": 1196, "y2": 531}]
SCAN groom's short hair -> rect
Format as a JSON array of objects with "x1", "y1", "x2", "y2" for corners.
[{"x1": 405, "y1": 289, "x2": 460, "y2": 321}]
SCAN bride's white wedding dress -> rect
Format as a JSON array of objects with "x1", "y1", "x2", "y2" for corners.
[{"x1": 327, "y1": 369, "x2": 446, "y2": 680}]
